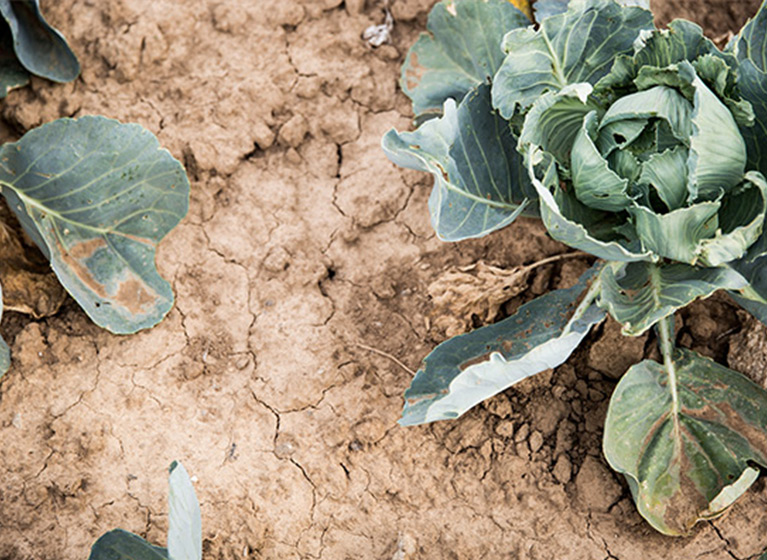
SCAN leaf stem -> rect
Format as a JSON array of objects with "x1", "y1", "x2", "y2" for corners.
[
  {"x1": 563, "y1": 271, "x2": 602, "y2": 334},
  {"x1": 658, "y1": 315, "x2": 681, "y2": 426}
]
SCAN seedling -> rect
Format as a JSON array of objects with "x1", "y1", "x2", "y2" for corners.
[
  {"x1": 0, "y1": 5, "x2": 189, "y2": 376},
  {"x1": 384, "y1": 0, "x2": 767, "y2": 536},
  {"x1": 89, "y1": 461, "x2": 203, "y2": 560}
]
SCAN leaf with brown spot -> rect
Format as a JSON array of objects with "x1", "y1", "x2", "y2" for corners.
[
  {"x1": 0, "y1": 116, "x2": 189, "y2": 334},
  {"x1": 604, "y1": 348, "x2": 767, "y2": 535}
]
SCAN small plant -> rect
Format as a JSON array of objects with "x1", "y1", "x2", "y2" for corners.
[
  {"x1": 89, "y1": 461, "x2": 202, "y2": 560},
  {"x1": 384, "y1": 0, "x2": 767, "y2": 536},
  {"x1": 0, "y1": 5, "x2": 189, "y2": 376}
]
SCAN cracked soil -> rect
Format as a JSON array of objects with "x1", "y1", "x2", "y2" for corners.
[{"x1": 1, "y1": 0, "x2": 767, "y2": 559}]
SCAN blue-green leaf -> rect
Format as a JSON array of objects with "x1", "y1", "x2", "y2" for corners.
[
  {"x1": 0, "y1": 22, "x2": 29, "y2": 97},
  {"x1": 0, "y1": 0, "x2": 79, "y2": 82},
  {"x1": 572, "y1": 111, "x2": 632, "y2": 211},
  {"x1": 0, "y1": 116, "x2": 190, "y2": 334},
  {"x1": 0, "y1": 281, "x2": 9, "y2": 377},
  {"x1": 598, "y1": 261, "x2": 747, "y2": 335},
  {"x1": 167, "y1": 462, "x2": 202, "y2": 560},
  {"x1": 492, "y1": 0, "x2": 653, "y2": 117},
  {"x1": 383, "y1": 84, "x2": 533, "y2": 241},
  {"x1": 527, "y1": 149, "x2": 652, "y2": 261},
  {"x1": 400, "y1": 265, "x2": 604, "y2": 426},
  {"x1": 401, "y1": 0, "x2": 529, "y2": 118},
  {"x1": 735, "y1": 2, "x2": 767, "y2": 176},
  {"x1": 88, "y1": 529, "x2": 168, "y2": 560},
  {"x1": 534, "y1": 0, "x2": 650, "y2": 22}
]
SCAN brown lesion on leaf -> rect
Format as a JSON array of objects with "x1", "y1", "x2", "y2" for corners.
[
  {"x1": 52, "y1": 233, "x2": 160, "y2": 317},
  {"x1": 404, "y1": 51, "x2": 425, "y2": 92}
]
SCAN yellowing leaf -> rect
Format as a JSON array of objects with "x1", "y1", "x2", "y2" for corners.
[{"x1": 509, "y1": 0, "x2": 533, "y2": 19}]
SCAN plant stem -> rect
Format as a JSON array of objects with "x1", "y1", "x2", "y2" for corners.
[{"x1": 658, "y1": 315, "x2": 681, "y2": 435}]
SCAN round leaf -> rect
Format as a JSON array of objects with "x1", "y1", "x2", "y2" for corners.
[{"x1": 0, "y1": 116, "x2": 189, "y2": 334}]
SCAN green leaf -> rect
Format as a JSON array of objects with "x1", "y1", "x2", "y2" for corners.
[
  {"x1": 383, "y1": 84, "x2": 533, "y2": 242},
  {"x1": 0, "y1": 19, "x2": 29, "y2": 98},
  {"x1": 0, "y1": 0, "x2": 79, "y2": 82},
  {"x1": 630, "y1": 202, "x2": 719, "y2": 264},
  {"x1": 401, "y1": 0, "x2": 529, "y2": 118},
  {"x1": 534, "y1": 0, "x2": 650, "y2": 22},
  {"x1": 88, "y1": 529, "x2": 168, "y2": 560},
  {"x1": 0, "y1": 281, "x2": 9, "y2": 376},
  {"x1": 167, "y1": 461, "x2": 202, "y2": 560},
  {"x1": 517, "y1": 82, "x2": 600, "y2": 163},
  {"x1": 400, "y1": 265, "x2": 604, "y2": 426},
  {"x1": 598, "y1": 261, "x2": 747, "y2": 335},
  {"x1": 571, "y1": 111, "x2": 632, "y2": 212},
  {"x1": 0, "y1": 116, "x2": 190, "y2": 334},
  {"x1": 604, "y1": 347, "x2": 767, "y2": 535},
  {"x1": 492, "y1": 0, "x2": 653, "y2": 117},
  {"x1": 638, "y1": 146, "x2": 688, "y2": 211},
  {"x1": 527, "y1": 148, "x2": 653, "y2": 261},
  {"x1": 600, "y1": 85, "x2": 693, "y2": 142},
  {"x1": 687, "y1": 74, "x2": 747, "y2": 200},
  {"x1": 633, "y1": 20, "x2": 723, "y2": 69},
  {"x1": 630, "y1": 172, "x2": 767, "y2": 266}
]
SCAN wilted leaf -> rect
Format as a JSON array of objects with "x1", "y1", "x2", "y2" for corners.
[
  {"x1": 0, "y1": 206, "x2": 66, "y2": 317},
  {"x1": 492, "y1": 0, "x2": 653, "y2": 117},
  {"x1": 604, "y1": 348, "x2": 767, "y2": 535},
  {"x1": 400, "y1": 265, "x2": 604, "y2": 426},
  {"x1": 0, "y1": 116, "x2": 189, "y2": 334},
  {"x1": 88, "y1": 529, "x2": 168, "y2": 560},
  {"x1": 167, "y1": 461, "x2": 202, "y2": 560},
  {"x1": 401, "y1": 0, "x2": 529, "y2": 118},
  {"x1": 383, "y1": 84, "x2": 534, "y2": 241},
  {"x1": 0, "y1": 0, "x2": 79, "y2": 82},
  {"x1": 508, "y1": 0, "x2": 533, "y2": 20},
  {"x1": 428, "y1": 261, "x2": 532, "y2": 337},
  {"x1": 599, "y1": 261, "x2": 747, "y2": 335}
]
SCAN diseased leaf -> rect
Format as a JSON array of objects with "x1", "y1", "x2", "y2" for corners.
[
  {"x1": 604, "y1": 348, "x2": 767, "y2": 535},
  {"x1": 167, "y1": 462, "x2": 202, "y2": 560},
  {"x1": 599, "y1": 261, "x2": 747, "y2": 335},
  {"x1": 88, "y1": 529, "x2": 168, "y2": 560},
  {"x1": 400, "y1": 265, "x2": 604, "y2": 426},
  {"x1": 0, "y1": 0, "x2": 79, "y2": 82},
  {"x1": 492, "y1": 0, "x2": 653, "y2": 117},
  {"x1": 383, "y1": 84, "x2": 534, "y2": 242},
  {"x1": 508, "y1": 0, "x2": 533, "y2": 20},
  {"x1": 0, "y1": 116, "x2": 190, "y2": 334},
  {"x1": 401, "y1": 0, "x2": 529, "y2": 118},
  {"x1": 0, "y1": 281, "x2": 10, "y2": 377}
]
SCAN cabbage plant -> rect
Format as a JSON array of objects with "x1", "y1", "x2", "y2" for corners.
[
  {"x1": 0, "y1": 4, "x2": 189, "y2": 376},
  {"x1": 384, "y1": 0, "x2": 767, "y2": 536}
]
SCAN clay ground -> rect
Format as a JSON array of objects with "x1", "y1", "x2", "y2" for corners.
[{"x1": 1, "y1": 0, "x2": 766, "y2": 558}]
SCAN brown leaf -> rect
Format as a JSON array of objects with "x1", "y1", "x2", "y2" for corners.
[{"x1": 0, "y1": 203, "x2": 66, "y2": 318}]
